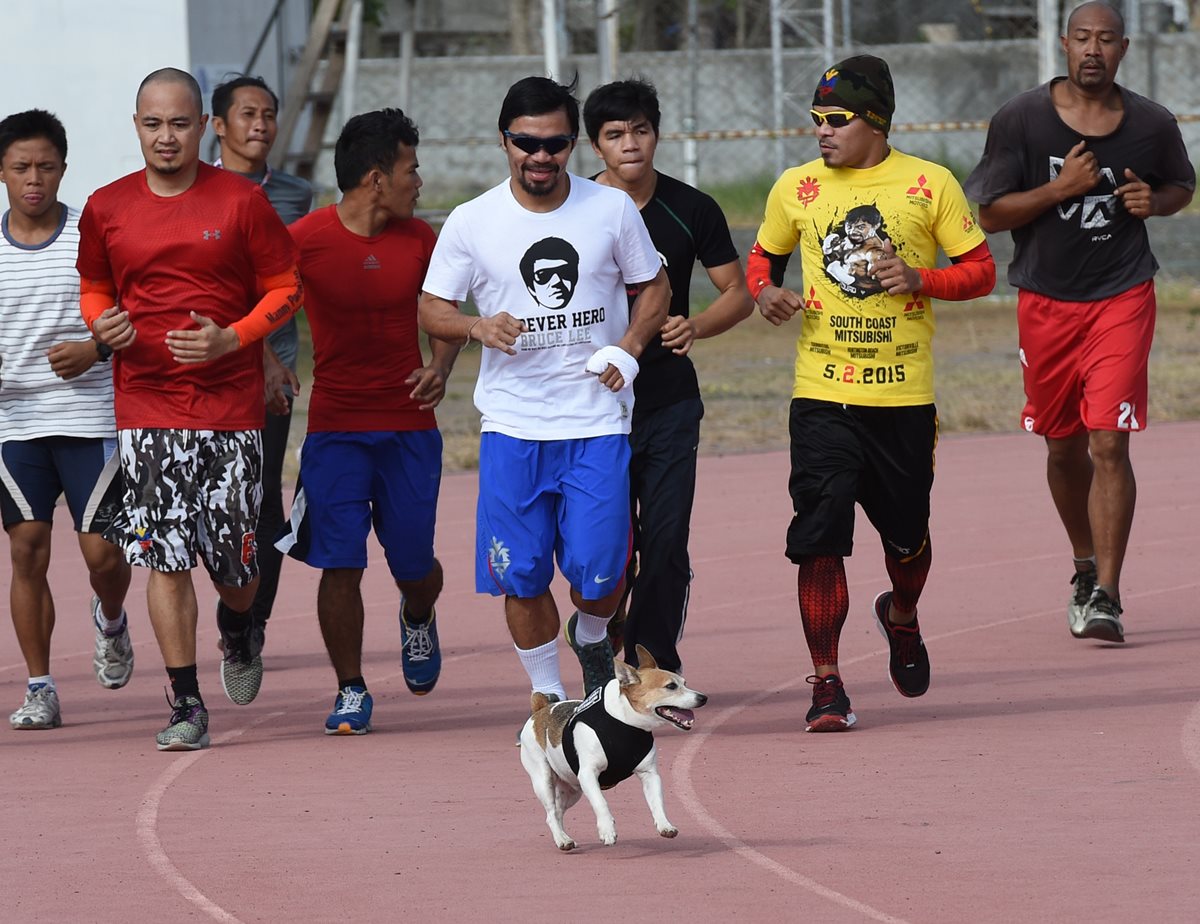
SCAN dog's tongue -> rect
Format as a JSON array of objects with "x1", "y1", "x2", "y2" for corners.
[{"x1": 660, "y1": 707, "x2": 695, "y2": 727}]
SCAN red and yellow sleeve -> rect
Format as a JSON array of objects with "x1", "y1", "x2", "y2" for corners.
[{"x1": 229, "y1": 266, "x2": 303, "y2": 347}]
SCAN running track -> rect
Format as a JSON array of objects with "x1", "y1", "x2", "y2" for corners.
[{"x1": 3, "y1": 424, "x2": 1198, "y2": 922}]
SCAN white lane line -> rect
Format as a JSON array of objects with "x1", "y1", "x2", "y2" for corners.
[
  {"x1": 136, "y1": 716, "x2": 279, "y2": 924},
  {"x1": 138, "y1": 651, "x2": 486, "y2": 921},
  {"x1": 672, "y1": 581, "x2": 1199, "y2": 921}
]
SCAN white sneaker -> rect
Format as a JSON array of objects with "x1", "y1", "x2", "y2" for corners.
[
  {"x1": 92, "y1": 595, "x2": 134, "y2": 689},
  {"x1": 10, "y1": 685, "x2": 62, "y2": 730}
]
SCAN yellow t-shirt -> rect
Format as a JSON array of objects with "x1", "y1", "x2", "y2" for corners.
[{"x1": 756, "y1": 149, "x2": 985, "y2": 406}]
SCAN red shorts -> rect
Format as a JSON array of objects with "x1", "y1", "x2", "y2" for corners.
[{"x1": 1016, "y1": 279, "x2": 1156, "y2": 438}]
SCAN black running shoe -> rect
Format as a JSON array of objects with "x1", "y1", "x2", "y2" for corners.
[
  {"x1": 564, "y1": 612, "x2": 616, "y2": 696},
  {"x1": 872, "y1": 591, "x2": 930, "y2": 698},
  {"x1": 1081, "y1": 588, "x2": 1125, "y2": 643},
  {"x1": 805, "y1": 674, "x2": 855, "y2": 732}
]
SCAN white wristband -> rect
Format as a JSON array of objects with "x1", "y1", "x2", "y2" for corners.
[{"x1": 585, "y1": 345, "x2": 639, "y2": 384}]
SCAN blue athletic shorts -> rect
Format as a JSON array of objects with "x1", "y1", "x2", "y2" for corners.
[
  {"x1": 0, "y1": 436, "x2": 122, "y2": 531},
  {"x1": 476, "y1": 432, "x2": 631, "y2": 599},
  {"x1": 278, "y1": 429, "x2": 442, "y2": 582}
]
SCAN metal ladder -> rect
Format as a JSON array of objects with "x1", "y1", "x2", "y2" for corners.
[{"x1": 270, "y1": 0, "x2": 356, "y2": 179}]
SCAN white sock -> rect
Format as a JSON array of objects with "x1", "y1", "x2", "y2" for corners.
[
  {"x1": 571, "y1": 609, "x2": 613, "y2": 646},
  {"x1": 93, "y1": 597, "x2": 126, "y2": 635},
  {"x1": 515, "y1": 640, "x2": 567, "y2": 700},
  {"x1": 28, "y1": 674, "x2": 54, "y2": 690},
  {"x1": 98, "y1": 609, "x2": 127, "y2": 636}
]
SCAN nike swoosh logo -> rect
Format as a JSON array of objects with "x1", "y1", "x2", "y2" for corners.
[{"x1": 593, "y1": 574, "x2": 613, "y2": 584}]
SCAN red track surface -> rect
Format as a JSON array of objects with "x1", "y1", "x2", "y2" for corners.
[{"x1": 3, "y1": 423, "x2": 1198, "y2": 922}]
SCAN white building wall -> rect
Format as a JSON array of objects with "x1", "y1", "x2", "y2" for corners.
[{"x1": 0, "y1": 0, "x2": 191, "y2": 207}]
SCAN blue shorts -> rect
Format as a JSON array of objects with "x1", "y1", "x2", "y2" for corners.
[
  {"x1": 0, "y1": 436, "x2": 122, "y2": 532},
  {"x1": 476, "y1": 433, "x2": 631, "y2": 599},
  {"x1": 277, "y1": 430, "x2": 442, "y2": 582}
]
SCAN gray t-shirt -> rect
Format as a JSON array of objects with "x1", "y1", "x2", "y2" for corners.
[
  {"x1": 224, "y1": 165, "x2": 313, "y2": 370},
  {"x1": 964, "y1": 80, "x2": 1194, "y2": 300}
]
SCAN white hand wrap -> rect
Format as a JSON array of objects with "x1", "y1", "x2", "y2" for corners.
[{"x1": 585, "y1": 345, "x2": 639, "y2": 385}]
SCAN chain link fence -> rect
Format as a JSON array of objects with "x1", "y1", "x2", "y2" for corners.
[{"x1": 329, "y1": 0, "x2": 1200, "y2": 286}]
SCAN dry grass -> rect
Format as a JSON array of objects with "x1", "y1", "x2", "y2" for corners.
[{"x1": 286, "y1": 295, "x2": 1200, "y2": 476}]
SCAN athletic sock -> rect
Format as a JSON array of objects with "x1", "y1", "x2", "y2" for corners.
[
  {"x1": 28, "y1": 674, "x2": 54, "y2": 691},
  {"x1": 515, "y1": 639, "x2": 567, "y2": 700},
  {"x1": 796, "y1": 556, "x2": 849, "y2": 667},
  {"x1": 96, "y1": 607, "x2": 127, "y2": 636},
  {"x1": 885, "y1": 540, "x2": 932, "y2": 617},
  {"x1": 166, "y1": 664, "x2": 201, "y2": 702},
  {"x1": 1074, "y1": 555, "x2": 1097, "y2": 573},
  {"x1": 216, "y1": 600, "x2": 252, "y2": 637},
  {"x1": 401, "y1": 599, "x2": 434, "y2": 625},
  {"x1": 571, "y1": 609, "x2": 613, "y2": 646},
  {"x1": 338, "y1": 675, "x2": 367, "y2": 691}
]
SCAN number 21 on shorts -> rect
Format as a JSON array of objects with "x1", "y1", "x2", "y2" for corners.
[{"x1": 1117, "y1": 401, "x2": 1140, "y2": 430}]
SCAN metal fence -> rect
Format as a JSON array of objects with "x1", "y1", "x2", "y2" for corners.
[{"x1": 327, "y1": 1, "x2": 1200, "y2": 285}]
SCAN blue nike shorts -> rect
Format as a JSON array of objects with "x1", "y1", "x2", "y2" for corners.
[
  {"x1": 278, "y1": 429, "x2": 442, "y2": 582},
  {"x1": 476, "y1": 432, "x2": 631, "y2": 599}
]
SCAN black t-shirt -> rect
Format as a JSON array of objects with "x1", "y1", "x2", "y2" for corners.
[
  {"x1": 591, "y1": 171, "x2": 739, "y2": 412},
  {"x1": 963, "y1": 80, "x2": 1195, "y2": 300}
]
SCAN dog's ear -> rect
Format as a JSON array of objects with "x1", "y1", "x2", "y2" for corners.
[
  {"x1": 635, "y1": 644, "x2": 658, "y2": 671},
  {"x1": 614, "y1": 657, "x2": 640, "y2": 687}
]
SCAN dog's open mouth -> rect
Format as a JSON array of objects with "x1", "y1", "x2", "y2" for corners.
[{"x1": 655, "y1": 706, "x2": 695, "y2": 730}]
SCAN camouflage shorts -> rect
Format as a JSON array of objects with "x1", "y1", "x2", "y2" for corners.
[{"x1": 109, "y1": 428, "x2": 262, "y2": 586}]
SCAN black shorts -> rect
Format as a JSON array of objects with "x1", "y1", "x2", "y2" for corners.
[{"x1": 785, "y1": 398, "x2": 937, "y2": 562}]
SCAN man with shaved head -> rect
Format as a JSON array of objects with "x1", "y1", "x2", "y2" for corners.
[
  {"x1": 77, "y1": 67, "x2": 302, "y2": 749},
  {"x1": 965, "y1": 2, "x2": 1194, "y2": 644}
]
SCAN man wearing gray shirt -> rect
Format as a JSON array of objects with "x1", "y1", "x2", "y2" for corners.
[{"x1": 211, "y1": 76, "x2": 313, "y2": 655}]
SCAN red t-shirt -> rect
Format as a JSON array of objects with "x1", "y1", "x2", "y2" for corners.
[
  {"x1": 76, "y1": 163, "x2": 296, "y2": 429},
  {"x1": 289, "y1": 205, "x2": 437, "y2": 432}
]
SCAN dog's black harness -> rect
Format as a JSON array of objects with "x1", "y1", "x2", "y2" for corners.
[{"x1": 562, "y1": 686, "x2": 653, "y2": 789}]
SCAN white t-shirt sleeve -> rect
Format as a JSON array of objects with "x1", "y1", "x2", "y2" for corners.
[
  {"x1": 614, "y1": 193, "x2": 663, "y2": 285},
  {"x1": 422, "y1": 207, "x2": 473, "y2": 303}
]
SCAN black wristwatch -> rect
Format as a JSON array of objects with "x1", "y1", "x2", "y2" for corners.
[{"x1": 95, "y1": 340, "x2": 114, "y2": 362}]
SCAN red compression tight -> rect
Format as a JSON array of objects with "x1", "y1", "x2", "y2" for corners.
[
  {"x1": 797, "y1": 555, "x2": 849, "y2": 668},
  {"x1": 884, "y1": 540, "x2": 932, "y2": 614}
]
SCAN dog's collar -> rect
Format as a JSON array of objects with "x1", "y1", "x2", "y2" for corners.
[{"x1": 563, "y1": 687, "x2": 653, "y2": 789}]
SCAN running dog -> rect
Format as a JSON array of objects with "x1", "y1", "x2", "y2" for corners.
[{"x1": 518, "y1": 645, "x2": 707, "y2": 850}]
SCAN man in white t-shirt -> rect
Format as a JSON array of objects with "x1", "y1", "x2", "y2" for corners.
[
  {"x1": 419, "y1": 76, "x2": 669, "y2": 707},
  {"x1": 0, "y1": 109, "x2": 133, "y2": 730}
]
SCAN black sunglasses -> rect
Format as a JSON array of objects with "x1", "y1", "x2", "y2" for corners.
[{"x1": 504, "y1": 131, "x2": 576, "y2": 155}]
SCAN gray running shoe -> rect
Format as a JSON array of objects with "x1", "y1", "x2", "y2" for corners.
[
  {"x1": 1068, "y1": 569, "x2": 1097, "y2": 639},
  {"x1": 1080, "y1": 588, "x2": 1125, "y2": 643},
  {"x1": 564, "y1": 612, "x2": 616, "y2": 697},
  {"x1": 92, "y1": 595, "x2": 134, "y2": 689},
  {"x1": 220, "y1": 625, "x2": 264, "y2": 705},
  {"x1": 10, "y1": 685, "x2": 62, "y2": 730},
  {"x1": 156, "y1": 695, "x2": 210, "y2": 751}
]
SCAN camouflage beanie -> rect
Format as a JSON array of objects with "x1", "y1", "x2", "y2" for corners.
[{"x1": 812, "y1": 54, "x2": 895, "y2": 133}]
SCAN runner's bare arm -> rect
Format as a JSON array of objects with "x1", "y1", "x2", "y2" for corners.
[
  {"x1": 978, "y1": 140, "x2": 1099, "y2": 232},
  {"x1": 418, "y1": 292, "x2": 525, "y2": 356},
  {"x1": 661, "y1": 260, "x2": 754, "y2": 356}
]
